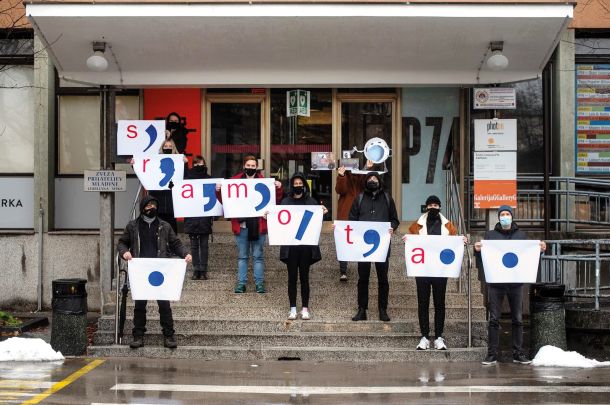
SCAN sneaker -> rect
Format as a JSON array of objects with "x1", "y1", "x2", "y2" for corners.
[
  {"x1": 340, "y1": 273, "x2": 348, "y2": 282},
  {"x1": 288, "y1": 310, "x2": 297, "y2": 320},
  {"x1": 433, "y1": 337, "x2": 447, "y2": 350},
  {"x1": 482, "y1": 354, "x2": 497, "y2": 365},
  {"x1": 416, "y1": 336, "x2": 430, "y2": 350},
  {"x1": 129, "y1": 336, "x2": 144, "y2": 349},
  {"x1": 513, "y1": 352, "x2": 532, "y2": 365},
  {"x1": 163, "y1": 335, "x2": 178, "y2": 349},
  {"x1": 301, "y1": 308, "x2": 311, "y2": 320},
  {"x1": 234, "y1": 283, "x2": 246, "y2": 293},
  {"x1": 256, "y1": 283, "x2": 266, "y2": 294}
]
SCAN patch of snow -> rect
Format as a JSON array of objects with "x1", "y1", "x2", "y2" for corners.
[
  {"x1": 0, "y1": 337, "x2": 64, "y2": 362},
  {"x1": 532, "y1": 345, "x2": 610, "y2": 368}
]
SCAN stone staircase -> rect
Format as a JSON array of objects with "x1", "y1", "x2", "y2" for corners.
[{"x1": 89, "y1": 232, "x2": 488, "y2": 361}]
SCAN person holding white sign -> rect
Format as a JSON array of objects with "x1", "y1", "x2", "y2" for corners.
[
  {"x1": 216, "y1": 155, "x2": 283, "y2": 294},
  {"x1": 117, "y1": 195, "x2": 192, "y2": 350},
  {"x1": 405, "y1": 195, "x2": 464, "y2": 351},
  {"x1": 184, "y1": 156, "x2": 214, "y2": 280},
  {"x1": 349, "y1": 172, "x2": 399, "y2": 322},
  {"x1": 278, "y1": 173, "x2": 327, "y2": 320},
  {"x1": 474, "y1": 205, "x2": 546, "y2": 365}
]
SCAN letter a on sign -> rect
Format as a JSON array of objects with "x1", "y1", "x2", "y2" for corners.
[{"x1": 172, "y1": 179, "x2": 224, "y2": 217}]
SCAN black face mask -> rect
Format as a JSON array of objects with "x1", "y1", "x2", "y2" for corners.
[
  {"x1": 167, "y1": 121, "x2": 180, "y2": 131},
  {"x1": 366, "y1": 181, "x2": 379, "y2": 192},
  {"x1": 143, "y1": 208, "x2": 157, "y2": 218},
  {"x1": 427, "y1": 208, "x2": 440, "y2": 218},
  {"x1": 162, "y1": 148, "x2": 173, "y2": 154},
  {"x1": 194, "y1": 165, "x2": 206, "y2": 172},
  {"x1": 292, "y1": 186, "x2": 304, "y2": 196},
  {"x1": 244, "y1": 168, "x2": 257, "y2": 177}
]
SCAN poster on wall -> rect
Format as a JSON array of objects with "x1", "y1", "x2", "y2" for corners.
[
  {"x1": 401, "y1": 88, "x2": 459, "y2": 220},
  {"x1": 576, "y1": 64, "x2": 610, "y2": 173},
  {"x1": 473, "y1": 151, "x2": 517, "y2": 209}
]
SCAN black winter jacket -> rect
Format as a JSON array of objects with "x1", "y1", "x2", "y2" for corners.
[
  {"x1": 348, "y1": 173, "x2": 399, "y2": 230},
  {"x1": 117, "y1": 195, "x2": 188, "y2": 259},
  {"x1": 183, "y1": 166, "x2": 214, "y2": 235},
  {"x1": 279, "y1": 173, "x2": 322, "y2": 265}
]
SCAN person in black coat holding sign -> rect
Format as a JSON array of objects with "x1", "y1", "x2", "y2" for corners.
[
  {"x1": 184, "y1": 155, "x2": 214, "y2": 280},
  {"x1": 349, "y1": 172, "x2": 399, "y2": 322},
  {"x1": 279, "y1": 172, "x2": 327, "y2": 320}
]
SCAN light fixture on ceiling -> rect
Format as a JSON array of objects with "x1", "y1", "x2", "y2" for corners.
[
  {"x1": 86, "y1": 41, "x2": 108, "y2": 72},
  {"x1": 486, "y1": 41, "x2": 509, "y2": 71}
]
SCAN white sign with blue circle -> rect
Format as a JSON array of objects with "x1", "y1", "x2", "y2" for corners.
[
  {"x1": 404, "y1": 235, "x2": 464, "y2": 278},
  {"x1": 481, "y1": 239, "x2": 541, "y2": 283},
  {"x1": 128, "y1": 258, "x2": 187, "y2": 301}
]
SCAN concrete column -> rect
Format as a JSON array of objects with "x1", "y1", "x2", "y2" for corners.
[
  {"x1": 33, "y1": 36, "x2": 55, "y2": 233},
  {"x1": 553, "y1": 29, "x2": 576, "y2": 232}
]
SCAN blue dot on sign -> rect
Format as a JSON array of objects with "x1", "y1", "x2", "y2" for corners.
[
  {"x1": 148, "y1": 271, "x2": 164, "y2": 286},
  {"x1": 439, "y1": 249, "x2": 455, "y2": 265},
  {"x1": 502, "y1": 253, "x2": 519, "y2": 268}
]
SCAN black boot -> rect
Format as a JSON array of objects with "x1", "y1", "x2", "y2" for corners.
[
  {"x1": 130, "y1": 336, "x2": 144, "y2": 349},
  {"x1": 379, "y1": 308, "x2": 390, "y2": 322},
  {"x1": 164, "y1": 335, "x2": 178, "y2": 349},
  {"x1": 191, "y1": 266, "x2": 201, "y2": 280},
  {"x1": 352, "y1": 308, "x2": 367, "y2": 321},
  {"x1": 201, "y1": 270, "x2": 208, "y2": 280}
]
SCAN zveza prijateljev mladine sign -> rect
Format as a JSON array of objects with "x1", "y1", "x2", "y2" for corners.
[{"x1": 576, "y1": 64, "x2": 610, "y2": 174}]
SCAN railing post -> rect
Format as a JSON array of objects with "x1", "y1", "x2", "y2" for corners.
[
  {"x1": 595, "y1": 242, "x2": 600, "y2": 311},
  {"x1": 114, "y1": 253, "x2": 121, "y2": 345}
]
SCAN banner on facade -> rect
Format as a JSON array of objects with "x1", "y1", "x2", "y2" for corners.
[
  {"x1": 474, "y1": 119, "x2": 517, "y2": 151},
  {"x1": 132, "y1": 154, "x2": 185, "y2": 191},
  {"x1": 128, "y1": 258, "x2": 186, "y2": 301},
  {"x1": 333, "y1": 220, "x2": 391, "y2": 263},
  {"x1": 473, "y1": 151, "x2": 516, "y2": 209},
  {"x1": 117, "y1": 120, "x2": 166, "y2": 156},
  {"x1": 473, "y1": 88, "x2": 516, "y2": 109},
  {"x1": 267, "y1": 205, "x2": 323, "y2": 246},
  {"x1": 220, "y1": 178, "x2": 277, "y2": 218},
  {"x1": 172, "y1": 179, "x2": 223, "y2": 218},
  {"x1": 481, "y1": 239, "x2": 541, "y2": 283},
  {"x1": 404, "y1": 235, "x2": 464, "y2": 278},
  {"x1": 576, "y1": 64, "x2": 610, "y2": 174}
]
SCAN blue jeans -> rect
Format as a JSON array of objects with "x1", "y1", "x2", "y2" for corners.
[{"x1": 235, "y1": 228, "x2": 266, "y2": 285}]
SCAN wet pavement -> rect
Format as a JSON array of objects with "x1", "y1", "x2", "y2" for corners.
[{"x1": 1, "y1": 357, "x2": 610, "y2": 404}]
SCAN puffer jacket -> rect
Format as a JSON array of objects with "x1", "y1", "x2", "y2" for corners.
[
  {"x1": 348, "y1": 172, "x2": 399, "y2": 231},
  {"x1": 278, "y1": 172, "x2": 322, "y2": 265},
  {"x1": 117, "y1": 195, "x2": 188, "y2": 259}
]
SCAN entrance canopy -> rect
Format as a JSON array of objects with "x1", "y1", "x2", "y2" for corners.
[{"x1": 26, "y1": 2, "x2": 573, "y2": 86}]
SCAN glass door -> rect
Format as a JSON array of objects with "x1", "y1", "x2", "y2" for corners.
[
  {"x1": 206, "y1": 94, "x2": 265, "y2": 179},
  {"x1": 337, "y1": 95, "x2": 398, "y2": 207}
]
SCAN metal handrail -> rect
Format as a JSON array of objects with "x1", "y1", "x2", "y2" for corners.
[
  {"x1": 446, "y1": 164, "x2": 473, "y2": 347},
  {"x1": 113, "y1": 182, "x2": 142, "y2": 344}
]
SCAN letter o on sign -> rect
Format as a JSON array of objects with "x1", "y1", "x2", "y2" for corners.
[{"x1": 278, "y1": 210, "x2": 291, "y2": 225}]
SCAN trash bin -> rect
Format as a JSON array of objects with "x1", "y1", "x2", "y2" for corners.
[
  {"x1": 530, "y1": 283, "x2": 567, "y2": 357},
  {"x1": 50, "y1": 279, "x2": 88, "y2": 356}
]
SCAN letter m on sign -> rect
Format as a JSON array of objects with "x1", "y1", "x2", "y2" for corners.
[{"x1": 227, "y1": 183, "x2": 248, "y2": 198}]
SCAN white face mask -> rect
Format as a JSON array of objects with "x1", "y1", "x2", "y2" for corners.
[{"x1": 499, "y1": 216, "x2": 512, "y2": 228}]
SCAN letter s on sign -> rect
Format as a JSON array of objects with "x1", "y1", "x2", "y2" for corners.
[{"x1": 127, "y1": 124, "x2": 138, "y2": 139}]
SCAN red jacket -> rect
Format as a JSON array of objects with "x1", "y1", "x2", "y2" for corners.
[{"x1": 218, "y1": 171, "x2": 284, "y2": 235}]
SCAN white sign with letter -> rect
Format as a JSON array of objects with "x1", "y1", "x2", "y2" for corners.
[
  {"x1": 404, "y1": 235, "x2": 464, "y2": 278},
  {"x1": 333, "y1": 220, "x2": 391, "y2": 263},
  {"x1": 220, "y1": 178, "x2": 276, "y2": 218},
  {"x1": 474, "y1": 119, "x2": 517, "y2": 151},
  {"x1": 128, "y1": 258, "x2": 187, "y2": 301},
  {"x1": 267, "y1": 205, "x2": 323, "y2": 246},
  {"x1": 117, "y1": 120, "x2": 166, "y2": 156},
  {"x1": 132, "y1": 154, "x2": 185, "y2": 191},
  {"x1": 172, "y1": 179, "x2": 223, "y2": 218},
  {"x1": 481, "y1": 239, "x2": 541, "y2": 283}
]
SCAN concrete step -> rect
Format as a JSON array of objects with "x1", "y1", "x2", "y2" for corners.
[
  {"x1": 87, "y1": 344, "x2": 487, "y2": 362},
  {"x1": 104, "y1": 290, "x2": 484, "y2": 307},
  {"x1": 92, "y1": 330, "x2": 486, "y2": 348},
  {"x1": 96, "y1": 317, "x2": 488, "y2": 335},
  {"x1": 99, "y1": 305, "x2": 486, "y2": 320}
]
